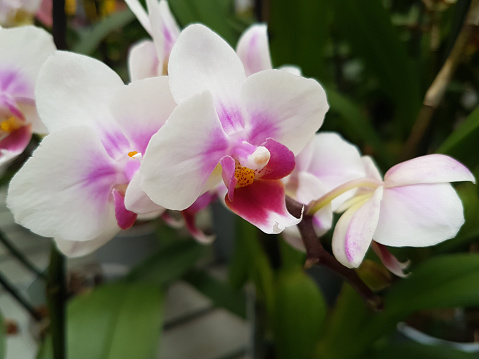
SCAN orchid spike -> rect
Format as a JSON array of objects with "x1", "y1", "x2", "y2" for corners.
[
  {"x1": 7, "y1": 51, "x2": 176, "y2": 257},
  {"x1": 325, "y1": 154, "x2": 475, "y2": 269},
  {"x1": 0, "y1": 26, "x2": 55, "y2": 171},
  {"x1": 141, "y1": 24, "x2": 329, "y2": 234},
  {"x1": 125, "y1": 0, "x2": 180, "y2": 80}
]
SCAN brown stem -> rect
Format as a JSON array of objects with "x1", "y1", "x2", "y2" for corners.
[
  {"x1": 286, "y1": 197, "x2": 383, "y2": 311},
  {"x1": 401, "y1": 0, "x2": 479, "y2": 160}
]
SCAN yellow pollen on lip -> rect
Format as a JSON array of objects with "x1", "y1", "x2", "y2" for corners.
[
  {"x1": 128, "y1": 151, "x2": 138, "y2": 158},
  {"x1": 0, "y1": 116, "x2": 22, "y2": 133},
  {"x1": 234, "y1": 166, "x2": 255, "y2": 188}
]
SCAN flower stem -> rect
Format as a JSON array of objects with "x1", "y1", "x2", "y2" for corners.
[
  {"x1": 52, "y1": 0, "x2": 67, "y2": 50},
  {"x1": 0, "y1": 230, "x2": 46, "y2": 280},
  {"x1": 306, "y1": 178, "x2": 381, "y2": 216},
  {"x1": 286, "y1": 197, "x2": 383, "y2": 311},
  {"x1": 47, "y1": 245, "x2": 66, "y2": 359}
]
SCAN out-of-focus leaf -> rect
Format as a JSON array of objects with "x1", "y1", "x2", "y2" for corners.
[
  {"x1": 332, "y1": 0, "x2": 421, "y2": 133},
  {"x1": 273, "y1": 270, "x2": 327, "y2": 359},
  {"x1": 127, "y1": 239, "x2": 207, "y2": 286},
  {"x1": 169, "y1": 0, "x2": 239, "y2": 45},
  {"x1": 229, "y1": 218, "x2": 275, "y2": 315},
  {"x1": 36, "y1": 336, "x2": 53, "y2": 359},
  {"x1": 0, "y1": 311, "x2": 5, "y2": 359},
  {"x1": 183, "y1": 269, "x2": 247, "y2": 318},
  {"x1": 269, "y1": 0, "x2": 330, "y2": 80},
  {"x1": 278, "y1": 236, "x2": 304, "y2": 272},
  {"x1": 68, "y1": 282, "x2": 163, "y2": 359},
  {"x1": 73, "y1": 10, "x2": 136, "y2": 55},
  {"x1": 366, "y1": 343, "x2": 477, "y2": 359},
  {"x1": 438, "y1": 105, "x2": 479, "y2": 169},
  {"x1": 326, "y1": 88, "x2": 395, "y2": 167}
]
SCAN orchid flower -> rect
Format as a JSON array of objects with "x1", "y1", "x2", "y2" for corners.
[
  {"x1": 140, "y1": 24, "x2": 329, "y2": 234},
  {"x1": 282, "y1": 132, "x2": 366, "y2": 250},
  {"x1": 236, "y1": 24, "x2": 301, "y2": 76},
  {"x1": 308, "y1": 154, "x2": 475, "y2": 272},
  {"x1": 0, "y1": 0, "x2": 41, "y2": 26},
  {"x1": 7, "y1": 51, "x2": 176, "y2": 257},
  {"x1": 0, "y1": 26, "x2": 55, "y2": 171},
  {"x1": 125, "y1": 0, "x2": 180, "y2": 80}
]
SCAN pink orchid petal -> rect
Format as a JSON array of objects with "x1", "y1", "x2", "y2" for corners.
[
  {"x1": 141, "y1": 91, "x2": 230, "y2": 210},
  {"x1": 168, "y1": 24, "x2": 246, "y2": 133},
  {"x1": 225, "y1": 180, "x2": 300, "y2": 234},
  {"x1": 128, "y1": 40, "x2": 160, "y2": 81},
  {"x1": 0, "y1": 124, "x2": 32, "y2": 162},
  {"x1": 36, "y1": 0, "x2": 52, "y2": 27},
  {"x1": 374, "y1": 183, "x2": 465, "y2": 247},
  {"x1": 7, "y1": 126, "x2": 124, "y2": 242},
  {"x1": 147, "y1": 0, "x2": 180, "y2": 63},
  {"x1": 371, "y1": 242, "x2": 409, "y2": 277},
  {"x1": 332, "y1": 186, "x2": 383, "y2": 268},
  {"x1": 113, "y1": 188, "x2": 138, "y2": 230},
  {"x1": 182, "y1": 210, "x2": 215, "y2": 244},
  {"x1": 241, "y1": 69, "x2": 328, "y2": 154},
  {"x1": 0, "y1": 26, "x2": 55, "y2": 93},
  {"x1": 219, "y1": 155, "x2": 237, "y2": 202},
  {"x1": 385, "y1": 154, "x2": 475, "y2": 187},
  {"x1": 110, "y1": 76, "x2": 176, "y2": 155},
  {"x1": 236, "y1": 24, "x2": 272, "y2": 76},
  {"x1": 36, "y1": 51, "x2": 129, "y2": 158},
  {"x1": 257, "y1": 138, "x2": 295, "y2": 180},
  {"x1": 17, "y1": 101, "x2": 47, "y2": 134}
]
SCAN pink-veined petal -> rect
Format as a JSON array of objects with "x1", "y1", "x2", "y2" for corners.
[
  {"x1": 385, "y1": 154, "x2": 475, "y2": 187},
  {"x1": 257, "y1": 138, "x2": 295, "y2": 180},
  {"x1": 124, "y1": 171, "x2": 164, "y2": 214},
  {"x1": 54, "y1": 223, "x2": 120, "y2": 258},
  {"x1": 332, "y1": 186, "x2": 383, "y2": 268},
  {"x1": 225, "y1": 180, "x2": 300, "y2": 234},
  {"x1": 371, "y1": 242, "x2": 409, "y2": 278},
  {"x1": 112, "y1": 188, "x2": 138, "y2": 230},
  {"x1": 0, "y1": 26, "x2": 55, "y2": 97},
  {"x1": 7, "y1": 126, "x2": 125, "y2": 242},
  {"x1": 110, "y1": 76, "x2": 176, "y2": 155},
  {"x1": 241, "y1": 69, "x2": 328, "y2": 154},
  {"x1": 35, "y1": 51, "x2": 129, "y2": 158},
  {"x1": 147, "y1": 0, "x2": 180, "y2": 63},
  {"x1": 124, "y1": 0, "x2": 152, "y2": 35},
  {"x1": 141, "y1": 91, "x2": 230, "y2": 210},
  {"x1": 168, "y1": 24, "x2": 246, "y2": 133},
  {"x1": 128, "y1": 40, "x2": 160, "y2": 81},
  {"x1": 374, "y1": 183, "x2": 465, "y2": 247},
  {"x1": 0, "y1": 124, "x2": 32, "y2": 167},
  {"x1": 219, "y1": 155, "x2": 237, "y2": 202},
  {"x1": 236, "y1": 24, "x2": 272, "y2": 76}
]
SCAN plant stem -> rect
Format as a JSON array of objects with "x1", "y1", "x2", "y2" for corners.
[
  {"x1": 46, "y1": 245, "x2": 66, "y2": 359},
  {"x1": 286, "y1": 197, "x2": 383, "y2": 311},
  {"x1": 0, "y1": 270, "x2": 42, "y2": 321},
  {"x1": 52, "y1": 0, "x2": 67, "y2": 50},
  {"x1": 401, "y1": 0, "x2": 479, "y2": 160},
  {"x1": 0, "y1": 230, "x2": 46, "y2": 280}
]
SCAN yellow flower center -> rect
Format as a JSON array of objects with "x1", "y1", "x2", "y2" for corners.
[
  {"x1": 234, "y1": 165, "x2": 255, "y2": 188},
  {"x1": 0, "y1": 116, "x2": 22, "y2": 133},
  {"x1": 128, "y1": 151, "x2": 139, "y2": 158}
]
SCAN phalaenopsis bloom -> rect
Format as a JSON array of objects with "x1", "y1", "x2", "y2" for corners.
[
  {"x1": 0, "y1": 26, "x2": 55, "y2": 171},
  {"x1": 7, "y1": 51, "x2": 176, "y2": 256},
  {"x1": 140, "y1": 24, "x2": 329, "y2": 233}
]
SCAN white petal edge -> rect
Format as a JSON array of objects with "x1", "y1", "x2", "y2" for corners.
[
  {"x1": 236, "y1": 24, "x2": 272, "y2": 76},
  {"x1": 128, "y1": 40, "x2": 160, "y2": 81}
]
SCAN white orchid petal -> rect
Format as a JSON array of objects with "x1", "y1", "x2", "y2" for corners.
[
  {"x1": 124, "y1": 0, "x2": 152, "y2": 35},
  {"x1": 374, "y1": 183, "x2": 465, "y2": 247},
  {"x1": 236, "y1": 24, "x2": 272, "y2": 76},
  {"x1": 385, "y1": 154, "x2": 475, "y2": 187},
  {"x1": 128, "y1": 40, "x2": 160, "y2": 81}
]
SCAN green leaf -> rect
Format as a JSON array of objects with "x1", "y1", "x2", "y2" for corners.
[
  {"x1": 36, "y1": 336, "x2": 53, "y2": 359},
  {"x1": 367, "y1": 342, "x2": 477, "y2": 359},
  {"x1": 273, "y1": 270, "x2": 327, "y2": 359},
  {"x1": 68, "y1": 282, "x2": 163, "y2": 359},
  {"x1": 0, "y1": 310, "x2": 5, "y2": 359},
  {"x1": 326, "y1": 88, "x2": 395, "y2": 167},
  {"x1": 269, "y1": 0, "x2": 331, "y2": 79},
  {"x1": 438, "y1": 105, "x2": 479, "y2": 169},
  {"x1": 183, "y1": 269, "x2": 247, "y2": 318},
  {"x1": 73, "y1": 10, "x2": 136, "y2": 55},
  {"x1": 332, "y1": 0, "x2": 421, "y2": 132},
  {"x1": 127, "y1": 239, "x2": 207, "y2": 286}
]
